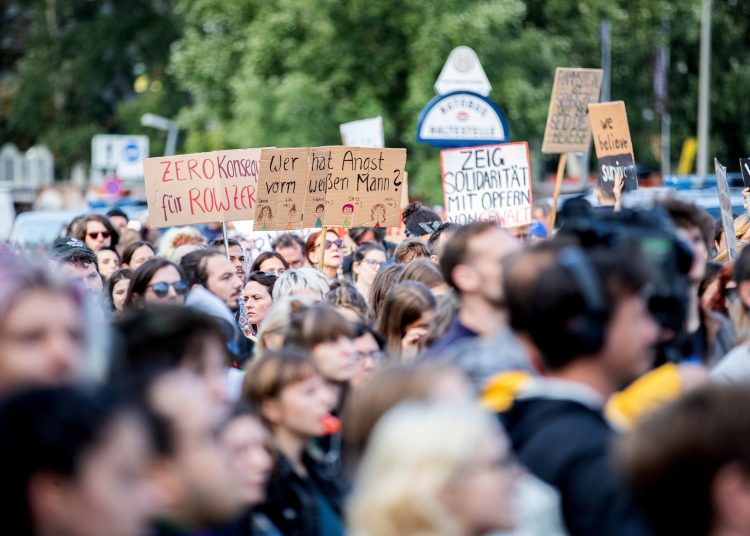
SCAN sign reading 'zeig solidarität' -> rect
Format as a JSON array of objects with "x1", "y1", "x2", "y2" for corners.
[
  {"x1": 440, "y1": 142, "x2": 532, "y2": 227},
  {"x1": 143, "y1": 148, "x2": 261, "y2": 227}
]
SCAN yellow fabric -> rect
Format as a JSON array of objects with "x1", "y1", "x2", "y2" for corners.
[
  {"x1": 480, "y1": 371, "x2": 531, "y2": 412},
  {"x1": 605, "y1": 363, "x2": 682, "y2": 430},
  {"x1": 480, "y1": 363, "x2": 682, "y2": 430}
]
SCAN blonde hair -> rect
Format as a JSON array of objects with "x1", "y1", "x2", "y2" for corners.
[
  {"x1": 715, "y1": 239, "x2": 749, "y2": 264},
  {"x1": 272, "y1": 267, "x2": 330, "y2": 301},
  {"x1": 156, "y1": 226, "x2": 206, "y2": 258},
  {"x1": 348, "y1": 402, "x2": 499, "y2": 536},
  {"x1": 255, "y1": 296, "x2": 312, "y2": 358}
]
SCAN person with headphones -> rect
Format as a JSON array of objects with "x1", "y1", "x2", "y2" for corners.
[{"x1": 499, "y1": 243, "x2": 659, "y2": 536}]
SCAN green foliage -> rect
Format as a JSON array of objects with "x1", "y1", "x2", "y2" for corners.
[
  {"x1": 5, "y1": 0, "x2": 750, "y2": 203},
  {"x1": 1, "y1": 0, "x2": 184, "y2": 174}
]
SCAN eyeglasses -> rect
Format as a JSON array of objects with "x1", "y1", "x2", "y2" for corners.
[
  {"x1": 325, "y1": 239, "x2": 344, "y2": 250},
  {"x1": 363, "y1": 258, "x2": 384, "y2": 268},
  {"x1": 356, "y1": 350, "x2": 386, "y2": 362},
  {"x1": 148, "y1": 280, "x2": 189, "y2": 297},
  {"x1": 87, "y1": 231, "x2": 111, "y2": 240}
]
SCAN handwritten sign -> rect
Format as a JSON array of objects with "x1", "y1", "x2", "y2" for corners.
[
  {"x1": 589, "y1": 101, "x2": 637, "y2": 194},
  {"x1": 440, "y1": 142, "x2": 532, "y2": 226},
  {"x1": 740, "y1": 157, "x2": 750, "y2": 189},
  {"x1": 542, "y1": 68, "x2": 603, "y2": 154},
  {"x1": 143, "y1": 148, "x2": 261, "y2": 227},
  {"x1": 340, "y1": 116, "x2": 385, "y2": 147},
  {"x1": 255, "y1": 148, "x2": 309, "y2": 231},
  {"x1": 717, "y1": 159, "x2": 738, "y2": 261},
  {"x1": 302, "y1": 147, "x2": 406, "y2": 229}
]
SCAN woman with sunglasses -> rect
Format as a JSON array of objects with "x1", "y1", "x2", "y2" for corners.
[
  {"x1": 352, "y1": 242, "x2": 386, "y2": 303},
  {"x1": 73, "y1": 214, "x2": 119, "y2": 252},
  {"x1": 123, "y1": 258, "x2": 189, "y2": 309},
  {"x1": 305, "y1": 230, "x2": 344, "y2": 281}
]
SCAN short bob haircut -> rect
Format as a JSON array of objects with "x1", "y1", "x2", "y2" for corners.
[
  {"x1": 251, "y1": 251, "x2": 289, "y2": 273},
  {"x1": 121, "y1": 240, "x2": 155, "y2": 267},
  {"x1": 285, "y1": 303, "x2": 355, "y2": 350},
  {"x1": 272, "y1": 267, "x2": 330, "y2": 301},
  {"x1": 242, "y1": 348, "x2": 319, "y2": 411},
  {"x1": 348, "y1": 401, "x2": 504, "y2": 536},
  {"x1": 124, "y1": 258, "x2": 185, "y2": 309}
]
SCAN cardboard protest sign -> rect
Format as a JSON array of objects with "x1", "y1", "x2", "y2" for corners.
[
  {"x1": 255, "y1": 148, "x2": 309, "y2": 231},
  {"x1": 302, "y1": 146, "x2": 336, "y2": 229},
  {"x1": 440, "y1": 142, "x2": 532, "y2": 227},
  {"x1": 303, "y1": 147, "x2": 407, "y2": 229},
  {"x1": 716, "y1": 159, "x2": 738, "y2": 261},
  {"x1": 542, "y1": 68, "x2": 603, "y2": 154},
  {"x1": 740, "y1": 157, "x2": 750, "y2": 189},
  {"x1": 588, "y1": 101, "x2": 638, "y2": 194},
  {"x1": 143, "y1": 148, "x2": 261, "y2": 228}
]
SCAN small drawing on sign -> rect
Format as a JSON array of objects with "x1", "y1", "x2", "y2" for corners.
[
  {"x1": 371, "y1": 203, "x2": 386, "y2": 227},
  {"x1": 342, "y1": 203, "x2": 355, "y2": 229},
  {"x1": 286, "y1": 204, "x2": 297, "y2": 230},
  {"x1": 314, "y1": 204, "x2": 325, "y2": 228},
  {"x1": 257, "y1": 206, "x2": 272, "y2": 231}
]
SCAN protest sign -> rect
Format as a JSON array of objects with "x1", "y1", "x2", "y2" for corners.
[
  {"x1": 589, "y1": 101, "x2": 638, "y2": 194},
  {"x1": 542, "y1": 68, "x2": 603, "y2": 154},
  {"x1": 440, "y1": 142, "x2": 532, "y2": 227},
  {"x1": 340, "y1": 117, "x2": 385, "y2": 147},
  {"x1": 143, "y1": 148, "x2": 261, "y2": 228},
  {"x1": 302, "y1": 147, "x2": 406, "y2": 228},
  {"x1": 255, "y1": 148, "x2": 309, "y2": 231},
  {"x1": 716, "y1": 159, "x2": 738, "y2": 261},
  {"x1": 740, "y1": 157, "x2": 750, "y2": 189}
]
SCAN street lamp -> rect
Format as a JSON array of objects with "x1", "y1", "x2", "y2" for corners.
[{"x1": 141, "y1": 113, "x2": 179, "y2": 156}]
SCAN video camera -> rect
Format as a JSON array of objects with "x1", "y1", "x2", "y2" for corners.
[{"x1": 558, "y1": 199, "x2": 694, "y2": 364}]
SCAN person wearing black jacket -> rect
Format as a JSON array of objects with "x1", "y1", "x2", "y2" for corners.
[
  {"x1": 500, "y1": 243, "x2": 660, "y2": 536},
  {"x1": 244, "y1": 348, "x2": 346, "y2": 536}
]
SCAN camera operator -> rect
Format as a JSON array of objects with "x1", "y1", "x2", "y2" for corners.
[{"x1": 500, "y1": 241, "x2": 659, "y2": 536}]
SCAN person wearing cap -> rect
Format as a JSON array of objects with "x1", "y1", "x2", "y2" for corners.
[
  {"x1": 50, "y1": 238, "x2": 104, "y2": 300},
  {"x1": 402, "y1": 202, "x2": 443, "y2": 240}
]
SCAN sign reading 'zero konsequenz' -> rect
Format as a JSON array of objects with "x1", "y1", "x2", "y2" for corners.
[
  {"x1": 440, "y1": 142, "x2": 532, "y2": 227},
  {"x1": 143, "y1": 148, "x2": 262, "y2": 227}
]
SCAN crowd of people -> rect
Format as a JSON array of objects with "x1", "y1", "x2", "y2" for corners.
[{"x1": 4, "y1": 197, "x2": 750, "y2": 536}]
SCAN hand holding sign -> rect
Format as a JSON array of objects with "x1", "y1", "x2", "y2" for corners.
[{"x1": 588, "y1": 101, "x2": 638, "y2": 198}]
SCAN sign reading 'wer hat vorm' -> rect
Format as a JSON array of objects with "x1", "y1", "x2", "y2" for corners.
[{"x1": 143, "y1": 147, "x2": 407, "y2": 230}]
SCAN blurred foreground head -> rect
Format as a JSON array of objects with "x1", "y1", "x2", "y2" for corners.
[
  {"x1": 0, "y1": 250, "x2": 86, "y2": 394},
  {"x1": 349, "y1": 402, "x2": 516, "y2": 536},
  {"x1": 0, "y1": 386, "x2": 158, "y2": 536},
  {"x1": 619, "y1": 384, "x2": 750, "y2": 536}
]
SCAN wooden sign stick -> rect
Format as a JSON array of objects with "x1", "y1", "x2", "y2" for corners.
[
  {"x1": 548, "y1": 153, "x2": 567, "y2": 231},
  {"x1": 318, "y1": 226, "x2": 327, "y2": 271}
]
